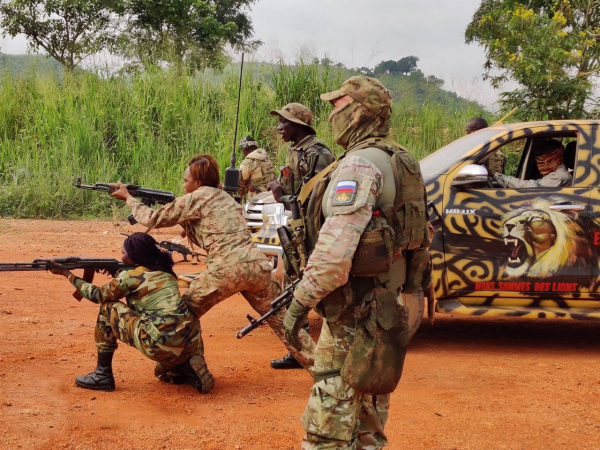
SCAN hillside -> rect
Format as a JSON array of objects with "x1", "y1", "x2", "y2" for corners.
[{"x1": 0, "y1": 53, "x2": 64, "y2": 77}]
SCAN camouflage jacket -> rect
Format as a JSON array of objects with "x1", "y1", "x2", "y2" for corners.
[
  {"x1": 126, "y1": 187, "x2": 266, "y2": 272},
  {"x1": 68, "y1": 266, "x2": 195, "y2": 347},
  {"x1": 239, "y1": 148, "x2": 276, "y2": 198},
  {"x1": 293, "y1": 153, "x2": 383, "y2": 309},
  {"x1": 282, "y1": 135, "x2": 335, "y2": 196}
]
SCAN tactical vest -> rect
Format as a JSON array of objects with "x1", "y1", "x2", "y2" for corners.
[
  {"x1": 240, "y1": 150, "x2": 276, "y2": 197},
  {"x1": 305, "y1": 136, "x2": 430, "y2": 278},
  {"x1": 282, "y1": 138, "x2": 334, "y2": 196}
]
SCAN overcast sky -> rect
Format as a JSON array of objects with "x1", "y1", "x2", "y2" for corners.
[{"x1": 0, "y1": 0, "x2": 504, "y2": 107}]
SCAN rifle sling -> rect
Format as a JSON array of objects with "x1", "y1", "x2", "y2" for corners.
[{"x1": 297, "y1": 161, "x2": 337, "y2": 207}]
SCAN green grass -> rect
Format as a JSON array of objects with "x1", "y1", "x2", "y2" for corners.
[{"x1": 0, "y1": 61, "x2": 487, "y2": 218}]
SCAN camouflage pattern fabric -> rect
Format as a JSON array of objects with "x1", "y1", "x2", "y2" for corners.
[
  {"x1": 292, "y1": 76, "x2": 415, "y2": 449},
  {"x1": 182, "y1": 259, "x2": 315, "y2": 370},
  {"x1": 282, "y1": 135, "x2": 335, "y2": 196},
  {"x1": 126, "y1": 186, "x2": 266, "y2": 273},
  {"x1": 126, "y1": 190, "x2": 316, "y2": 370},
  {"x1": 300, "y1": 321, "x2": 389, "y2": 449},
  {"x1": 239, "y1": 148, "x2": 276, "y2": 199},
  {"x1": 487, "y1": 150, "x2": 505, "y2": 174},
  {"x1": 68, "y1": 267, "x2": 199, "y2": 374}
]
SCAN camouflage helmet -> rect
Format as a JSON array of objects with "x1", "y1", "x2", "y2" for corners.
[
  {"x1": 270, "y1": 103, "x2": 316, "y2": 134},
  {"x1": 321, "y1": 75, "x2": 392, "y2": 113}
]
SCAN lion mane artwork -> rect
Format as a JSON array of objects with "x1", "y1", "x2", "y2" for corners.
[{"x1": 500, "y1": 197, "x2": 592, "y2": 279}]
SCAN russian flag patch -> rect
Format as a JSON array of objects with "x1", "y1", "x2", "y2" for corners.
[{"x1": 333, "y1": 180, "x2": 358, "y2": 206}]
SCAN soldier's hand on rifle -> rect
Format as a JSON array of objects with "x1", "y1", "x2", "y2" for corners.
[
  {"x1": 283, "y1": 299, "x2": 310, "y2": 350},
  {"x1": 267, "y1": 180, "x2": 284, "y2": 203},
  {"x1": 48, "y1": 259, "x2": 71, "y2": 277},
  {"x1": 109, "y1": 182, "x2": 132, "y2": 202}
]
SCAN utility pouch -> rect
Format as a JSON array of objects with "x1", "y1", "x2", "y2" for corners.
[
  {"x1": 403, "y1": 248, "x2": 432, "y2": 294},
  {"x1": 350, "y1": 216, "x2": 394, "y2": 277},
  {"x1": 278, "y1": 225, "x2": 302, "y2": 278},
  {"x1": 341, "y1": 285, "x2": 410, "y2": 395}
]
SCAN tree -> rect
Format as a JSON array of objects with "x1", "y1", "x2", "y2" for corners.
[
  {"x1": 466, "y1": 0, "x2": 600, "y2": 119},
  {"x1": 118, "y1": 0, "x2": 260, "y2": 70},
  {"x1": 374, "y1": 60, "x2": 398, "y2": 74},
  {"x1": 355, "y1": 66, "x2": 373, "y2": 76},
  {"x1": 396, "y1": 55, "x2": 419, "y2": 75},
  {"x1": 0, "y1": 0, "x2": 119, "y2": 70}
]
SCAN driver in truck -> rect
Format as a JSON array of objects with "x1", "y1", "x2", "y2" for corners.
[{"x1": 491, "y1": 139, "x2": 572, "y2": 188}]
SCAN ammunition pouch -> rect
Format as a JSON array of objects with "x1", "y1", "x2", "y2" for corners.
[
  {"x1": 350, "y1": 215, "x2": 394, "y2": 277},
  {"x1": 341, "y1": 284, "x2": 410, "y2": 395},
  {"x1": 403, "y1": 248, "x2": 432, "y2": 294}
]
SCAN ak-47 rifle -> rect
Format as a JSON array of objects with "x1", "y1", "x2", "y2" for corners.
[
  {"x1": 236, "y1": 279, "x2": 299, "y2": 339},
  {"x1": 158, "y1": 241, "x2": 203, "y2": 264},
  {"x1": 74, "y1": 178, "x2": 176, "y2": 225},
  {"x1": 0, "y1": 257, "x2": 135, "y2": 301}
]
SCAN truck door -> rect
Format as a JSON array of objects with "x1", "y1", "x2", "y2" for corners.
[{"x1": 441, "y1": 124, "x2": 594, "y2": 307}]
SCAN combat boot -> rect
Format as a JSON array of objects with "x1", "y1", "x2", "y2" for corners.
[
  {"x1": 270, "y1": 352, "x2": 303, "y2": 369},
  {"x1": 75, "y1": 351, "x2": 116, "y2": 392},
  {"x1": 176, "y1": 355, "x2": 215, "y2": 394}
]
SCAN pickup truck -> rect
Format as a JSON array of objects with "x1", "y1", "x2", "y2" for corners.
[{"x1": 244, "y1": 120, "x2": 600, "y2": 325}]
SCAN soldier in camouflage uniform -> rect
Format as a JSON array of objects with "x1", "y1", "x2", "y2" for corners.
[
  {"x1": 283, "y1": 76, "x2": 429, "y2": 449},
  {"x1": 467, "y1": 117, "x2": 505, "y2": 173},
  {"x1": 111, "y1": 154, "x2": 316, "y2": 382},
  {"x1": 267, "y1": 102, "x2": 335, "y2": 370},
  {"x1": 238, "y1": 136, "x2": 276, "y2": 200},
  {"x1": 267, "y1": 102, "x2": 335, "y2": 205},
  {"x1": 50, "y1": 233, "x2": 202, "y2": 393}
]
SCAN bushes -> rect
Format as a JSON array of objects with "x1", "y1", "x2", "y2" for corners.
[{"x1": 0, "y1": 63, "x2": 483, "y2": 218}]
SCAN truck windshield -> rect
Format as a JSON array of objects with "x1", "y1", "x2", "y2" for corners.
[{"x1": 420, "y1": 129, "x2": 502, "y2": 176}]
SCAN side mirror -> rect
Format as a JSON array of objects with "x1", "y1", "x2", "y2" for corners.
[{"x1": 451, "y1": 164, "x2": 489, "y2": 188}]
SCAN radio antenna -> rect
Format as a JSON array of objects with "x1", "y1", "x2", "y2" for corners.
[{"x1": 223, "y1": 52, "x2": 245, "y2": 194}]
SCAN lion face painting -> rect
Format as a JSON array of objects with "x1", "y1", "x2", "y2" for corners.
[{"x1": 500, "y1": 197, "x2": 590, "y2": 278}]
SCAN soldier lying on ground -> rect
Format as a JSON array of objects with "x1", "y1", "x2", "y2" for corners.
[
  {"x1": 49, "y1": 232, "x2": 205, "y2": 393},
  {"x1": 109, "y1": 154, "x2": 316, "y2": 390}
]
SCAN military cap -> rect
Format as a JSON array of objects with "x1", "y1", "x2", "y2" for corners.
[
  {"x1": 270, "y1": 103, "x2": 315, "y2": 134},
  {"x1": 240, "y1": 136, "x2": 259, "y2": 149},
  {"x1": 321, "y1": 75, "x2": 392, "y2": 113}
]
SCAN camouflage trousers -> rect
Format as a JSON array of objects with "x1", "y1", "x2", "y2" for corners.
[
  {"x1": 182, "y1": 259, "x2": 316, "y2": 370},
  {"x1": 95, "y1": 301, "x2": 200, "y2": 376},
  {"x1": 301, "y1": 320, "x2": 389, "y2": 450}
]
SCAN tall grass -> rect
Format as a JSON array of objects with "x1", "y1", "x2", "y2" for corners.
[{"x1": 0, "y1": 61, "x2": 485, "y2": 218}]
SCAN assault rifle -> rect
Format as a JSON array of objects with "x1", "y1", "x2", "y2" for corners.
[
  {"x1": 236, "y1": 279, "x2": 299, "y2": 339},
  {"x1": 74, "y1": 178, "x2": 176, "y2": 225},
  {"x1": 158, "y1": 241, "x2": 203, "y2": 264},
  {"x1": 0, "y1": 257, "x2": 135, "y2": 301}
]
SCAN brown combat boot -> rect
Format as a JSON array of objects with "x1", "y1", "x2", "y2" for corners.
[{"x1": 175, "y1": 355, "x2": 215, "y2": 394}]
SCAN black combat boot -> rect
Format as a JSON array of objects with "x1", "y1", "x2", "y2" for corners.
[
  {"x1": 175, "y1": 355, "x2": 215, "y2": 394},
  {"x1": 75, "y1": 351, "x2": 116, "y2": 392},
  {"x1": 270, "y1": 353, "x2": 303, "y2": 369}
]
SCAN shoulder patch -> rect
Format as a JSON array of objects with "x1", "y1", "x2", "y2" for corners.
[{"x1": 333, "y1": 180, "x2": 358, "y2": 206}]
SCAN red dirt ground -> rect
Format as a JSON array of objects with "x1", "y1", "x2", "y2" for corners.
[{"x1": 0, "y1": 219, "x2": 599, "y2": 450}]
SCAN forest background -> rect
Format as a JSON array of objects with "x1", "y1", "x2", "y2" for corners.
[{"x1": 0, "y1": 0, "x2": 597, "y2": 218}]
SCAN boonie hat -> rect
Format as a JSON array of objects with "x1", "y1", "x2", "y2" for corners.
[
  {"x1": 240, "y1": 136, "x2": 259, "y2": 149},
  {"x1": 320, "y1": 75, "x2": 392, "y2": 113},
  {"x1": 270, "y1": 103, "x2": 316, "y2": 134}
]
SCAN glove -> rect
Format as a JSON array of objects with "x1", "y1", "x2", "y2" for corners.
[{"x1": 283, "y1": 299, "x2": 310, "y2": 351}]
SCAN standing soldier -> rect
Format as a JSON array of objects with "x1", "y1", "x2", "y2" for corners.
[
  {"x1": 283, "y1": 76, "x2": 430, "y2": 449},
  {"x1": 238, "y1": 136, "x2": 276, "y2": 200},
  {"x1": 267, "y1": 102, "x2": 335, "y2": 205},
  {"x1": 267, "y1": 102, "x2": 335, "y2": 370}
]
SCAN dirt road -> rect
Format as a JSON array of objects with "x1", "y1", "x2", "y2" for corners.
[{"x1": 0, "y1": 219, "x2": 599, "y2": 449}]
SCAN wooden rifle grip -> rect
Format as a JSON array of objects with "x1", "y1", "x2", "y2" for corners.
[{"x1": 72, "y1": 267, "x2": 95, "y2": 301}]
